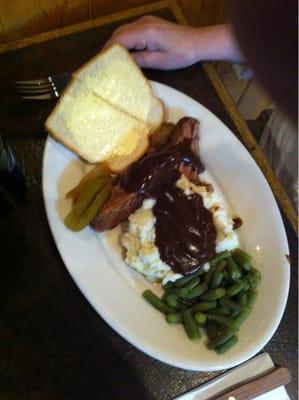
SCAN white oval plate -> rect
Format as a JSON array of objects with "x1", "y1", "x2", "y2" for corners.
[{"x1": 42, "y1": 81, "x2": 290, "y2": 371}]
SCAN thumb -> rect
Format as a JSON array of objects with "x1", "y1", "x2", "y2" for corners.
[{"x1": 131, "y1": 50, "x2": 169, "y2": 70}]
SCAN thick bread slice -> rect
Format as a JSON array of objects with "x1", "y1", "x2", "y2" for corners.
[
  {"x1": 73, "y1": 44, "x2": 164, "y2": 130},
  {"x1": 107, "y1": 133, "x2": 149, "y2": 173},
  {"x1": 45, "y1": 80, "x2": 150, "y2": 170}
]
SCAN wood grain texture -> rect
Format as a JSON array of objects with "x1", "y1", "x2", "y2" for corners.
[
  {"x1": 0, "y1": 1, "x2": 168, "y2": 54},
  {"x1": 0, "y1": 0, "x2": 91, "y2": 43},
  {"x1": 214, "y1": 367, "x2": 291, "y2": 400},
  {"x1": 91, "y1": 0, "x2": 161, "y2": 19},
  {"x1": 177, "y1": 0, "x2": 227, "y2": 26},
  {"x1": 0, "y1": 0, "x2": 226, "y2": 44}
]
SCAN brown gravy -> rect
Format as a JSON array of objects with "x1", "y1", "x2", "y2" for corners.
[{"x1": 121, "y1": 137, "x2": 216, "y2": 275}]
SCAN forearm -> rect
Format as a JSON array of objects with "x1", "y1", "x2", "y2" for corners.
[{"x1": 192, "y1": 24, "x2": 245, "y2": 64}]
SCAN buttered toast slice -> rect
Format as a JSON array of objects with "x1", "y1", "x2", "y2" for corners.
[
  {"x1": 45, "y1": 81, "x2": 150, "y2": 172},
  {"x1": 73, "y1": 44, "x2": 165, "y2": 130},
  {"x1": 45, "y1": 44, "x2": 165, "y2": 171}
]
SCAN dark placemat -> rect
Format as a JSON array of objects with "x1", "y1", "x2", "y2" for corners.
[{"x1": 0, "y1": 2, "x2": 297, "y2": 399}]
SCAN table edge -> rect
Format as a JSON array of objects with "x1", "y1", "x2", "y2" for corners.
[{"x1": 0, "y1": 0, "x2": 169, "y2": 55}]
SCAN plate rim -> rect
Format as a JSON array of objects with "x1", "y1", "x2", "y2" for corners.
[{"x1": 42, "y1": 80, "x2": 290, "y2": 371}]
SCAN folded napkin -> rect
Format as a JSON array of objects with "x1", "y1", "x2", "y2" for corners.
[{"x1": 175, "y1": 353, "x2": 290, "y2": 400}]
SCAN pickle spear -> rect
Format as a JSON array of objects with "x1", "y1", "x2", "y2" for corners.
[
  {"x1": 66, "y1": 162, "x2": 110, "y2": 200},
  {"x1": 156, "y1": 122, "x2": 175, "y2": 149},
  {"x1": 64, "y1": 181, "x2": 113, "y2": 231},
  {"x1": 72, "y1": 176, "x2": 109, "y2": 217}
]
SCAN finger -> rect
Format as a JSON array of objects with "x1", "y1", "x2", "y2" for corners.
[
  {"x1": 104, "y1": 15, "x2": 161, "y2": 50},
  {"x1": 107, "y1": 29, "x2": 151, "y2": 51},
  {"x1": 103, "y1": 18, "x2": 144, "y2": 48},
  {"x1": 131, "y1": 50, "x2": 170, "y2": 69}
]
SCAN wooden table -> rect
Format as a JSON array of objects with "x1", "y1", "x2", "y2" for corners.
[{"x1": 0, "y1": 1, "x2": 297, "y2": 399}]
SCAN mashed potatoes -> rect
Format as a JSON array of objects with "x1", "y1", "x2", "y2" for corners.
[
  {"x1": 121, "y1": 198, "x2": 179, "y2": 283},
  {"x1": 121, "y1": 175, "x2": 239, "y2": 283}
]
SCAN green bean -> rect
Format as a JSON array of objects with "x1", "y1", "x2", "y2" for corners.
[
  {"x1": 161, "y1": 292, "x2": 167, "y2": 302},
  {"x1": 174, "y1": 269, "x2": 204, "y2": 287},
  {"x1": 174, "y1": 275, "x2": 196, "y2": 288},
  {"x1": 216, "y1": 335, "x2": 238, "y2": 354},
  {"x1": 247, "y1": 290, "x2": 258, "y2": 308},
  {"x1": 165, "y1": 287, "x2": 188, "y2": 298},
  {"x1": 200, "y1": 288, "x2": 226, "y2": 301},
  {"x1": 251, "y1": 280, "x2": 258, "y2": 290},
  {"x1": 248, "y1": 268, "x2": 262, "y2": 290},
  {"x1": 223, "y1": 270, "x2": 231, "y2": 282},
  {"x1": 163, "y1": 281, "x2": 174, "y2": 290},
  {"x1": 166, "y1": 313, "x2": 183, "y2": 324},
  {"x1": 207, "y1": 327, "x2": 236, "y2": 349},
  {"x1": 142, "y1": 290, "x2": 174, "y2": 314},
  {"x1": 185, "y1": 283, "x2": 208, "y2": 300},
  {"x1": 184, "y1": 277, "x2": 201, "y2": 291},
  {"x1": 246, "y1": 272, "x2": 257, "y2": 284},
  {"x1": 206, "y1": 321, "x2": 219, "y2": 340},
  {"x1": 227, "y1": 257, "x2": 242, "y2": 280},
  {"x1": 210, "y1": 250, "x2": 231, "y2": 266},
  {"x1": 179, "y1": 299, "x2": 194, "y2": 308},
  {"x1": 192, "y1": 301, "x2": 217, "y2": 313},
  {"x1": 219, "y1": 297, "x2": 242, "y2": 311},
  {"x1": 203, "y1": 267, "x2": 215, "y2": 285},
  {"x1": 233, "y1": 248, "x2": 252, "y2": 263},
  {"x1": 226, "y1": 281, "x2": 244, "y2": 297},
  {"x1": 234, "y1": 306, "x2": 251, "y2": 329},
  {"x1": 210, "y1": 271, "x2": 224, "y2": 289},
  {"x1": 183, "y1": 309, "x2": 201, "y2": 340},
  {"x1": 166, "y1": 294, "x2": 180, "y2": 309},
  {"x1": 197, "y1": 268, "x2": 207, "y2": 276},
  {"x1": 242, "y1": 280, "x2": 250, "y2": 291},
  {"x1": 236, "y1": 292, "x2": 248, "y2": 307},
  {"x1": 233, "y1": 255, "x2": 251, "y2": 272},
  {"x1": 194, "y1": 312, "x2": 207, "y2": 326},
  {"x1": 231, "y1": 309, "x2": 241, "y2": 318},
  {"x1": 251, "y1": 267, "x2": 262, "y2": 280},
  {"x1": 215, "y1": 260, "x2": 227, "y2": 273},
  {"x1": 208, "y1": 306, "x2": 231, "y2": 316},
  {"x1": 207, "y1": 314, "x2": 236, "y2": 328},
  {"x1": 246, "y1": 272, "x2": 260, "y2": 290},
  {"x1": 247, "y1": 269, "x2": 261, "y2": 281},
  {"x1": 219, "y1": 281, "x2": 228, "y2": 289}
]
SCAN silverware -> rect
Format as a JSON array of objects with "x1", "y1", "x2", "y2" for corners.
[
  {"x1": 15, "y1": 72, "x2": 71, "y2": 100},
  {"x1": 174, "y1": 353, "x2": 290, "y2": 400},
  {"x1": 212, "y1": 367, "x2": 291, "y2": 400}
]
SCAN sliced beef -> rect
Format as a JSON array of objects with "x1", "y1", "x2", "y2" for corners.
[
  {"x1": 91, "y1": 117, "x2": 202, "y2": 231},
  {"x1": 91, "y1": 186, "x2": 142, "y2": 232},
  {"x1": 148, "y1": 127, "x2": 164, "y2": 151},
  {"x1": 169, "y1": 117, "x2": 199, "y2": 155},
  {"x1": 172, "y1": 117, "x2": 201, "y2": 184},
  {"x1": 179, "y1": 164, "x2": 201, "y2": 184}
]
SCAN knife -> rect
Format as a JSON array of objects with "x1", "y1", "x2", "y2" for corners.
[{"x1": 174, "y1": 353, "x2": 291, "y2": 400}]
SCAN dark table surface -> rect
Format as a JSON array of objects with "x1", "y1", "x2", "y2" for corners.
[{"x1": 0, "y1": 2, "x2": 297, "y2": 399}]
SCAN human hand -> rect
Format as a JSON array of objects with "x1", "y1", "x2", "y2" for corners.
[{"x1": 105, "y1": 15, "x2": 203, "y2": 70}]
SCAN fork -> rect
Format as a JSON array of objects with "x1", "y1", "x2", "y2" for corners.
[{"x1": 15, "y1": 72, "x2": 71, "y2": 100}]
